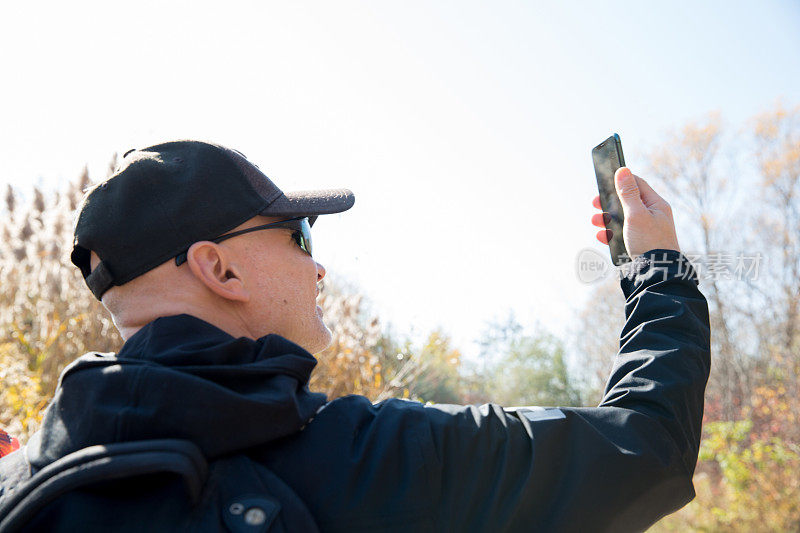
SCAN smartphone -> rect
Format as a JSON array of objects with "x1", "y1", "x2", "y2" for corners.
[{"x1": 591, "y1": 133, "x2": 629, "y2": 266}]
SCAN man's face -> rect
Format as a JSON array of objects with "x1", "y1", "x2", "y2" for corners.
[{"x1": 228, "y1": 215, "x2": 331, "y2": 354}]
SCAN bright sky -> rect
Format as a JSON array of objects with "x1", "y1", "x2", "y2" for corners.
[{"x1": 2, "y1": 1, "x2": 799, "y2": 359}]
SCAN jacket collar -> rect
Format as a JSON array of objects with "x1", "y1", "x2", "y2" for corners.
[{"x1": 28, "y1": 314, "x2": 328, "y2": 468}]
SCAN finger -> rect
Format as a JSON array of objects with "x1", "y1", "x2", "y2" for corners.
[
  {"x1": 591, "y1": 212, "x2": 612, "y2": 227},
  {"x1": 634, "y1": 176, "x2": 667, "y2": 209},
  {"x1": 596, "y1": 229, "x2": 612, "y2": 244},
  {"x1": 614, "y1": 167, "x2": 644, "y2": 214},
  {"x1": 592, "y1": 195, "x2": 602, "y2": 209}
]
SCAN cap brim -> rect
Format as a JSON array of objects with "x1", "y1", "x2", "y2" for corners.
[{"x1": 261, "y1": 189, "x2": 355, "y2": 223}]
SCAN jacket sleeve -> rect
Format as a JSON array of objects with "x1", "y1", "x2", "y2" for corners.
[{"x1": 422, "y1": 249, "x2": 710, "y2": 533}]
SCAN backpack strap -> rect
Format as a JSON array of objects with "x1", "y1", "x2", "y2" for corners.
[{"x1": 0, "y1": 439, "x2": 207, "y2": 533}]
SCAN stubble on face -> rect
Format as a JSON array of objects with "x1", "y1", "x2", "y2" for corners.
[{"x1": 231, "y1": 216, "x2": 332, "y2": 354}]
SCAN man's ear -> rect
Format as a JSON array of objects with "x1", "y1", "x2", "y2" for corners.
[{"x1": 185, "y1": 242, "x2": 250, "y2": 303}]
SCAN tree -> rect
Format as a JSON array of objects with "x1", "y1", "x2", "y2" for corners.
[
  {"x1": 570, "y1": 276, "x2": 625, "y2": 406},
  {"x1": 640, "y1": 102, "x2": 800, "y2": 531},
  {"x1": 477, "y1": 314, "x2": 582, "y2": 407},
  {"x1": 311, "y1": 282, "x2": 426, "y2": 402},
  {"x1": 750, "y1": 104, "x2": 800, "y2": 350},
  {"x1": 406, "y1": 329, "x2": 463, "y2": 404},
  {"x1": 645, "y1": 112, "x2": 757, "y2": 421}
]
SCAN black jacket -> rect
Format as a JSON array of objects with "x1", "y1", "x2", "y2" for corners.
[{"x1": 0, "y1": 250, "x2": 710, "y2": 532}]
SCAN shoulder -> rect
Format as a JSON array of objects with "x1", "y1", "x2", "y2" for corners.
[
  {"x1": 266, "y1": 394, "x2": 443, "y2": 480},
  {"x1": 261, "y1": 396, "x2": 443, "y2": 530},
  {"x1": 311, "y1": 395, "x2": 435, "y2": 429}
]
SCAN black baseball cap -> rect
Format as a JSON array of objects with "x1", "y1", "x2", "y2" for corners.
[{"x1": 71, "y1": 140, "x2": 355, "y2": 300}]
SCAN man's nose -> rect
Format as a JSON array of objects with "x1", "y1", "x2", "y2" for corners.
[{"x1": 316, "y1": 261, "x2": 326, "y2": 282}]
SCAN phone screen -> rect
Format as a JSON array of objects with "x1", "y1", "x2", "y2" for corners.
[{"x1": 592, "y1": 134, "x2": 629, "y2": 266}]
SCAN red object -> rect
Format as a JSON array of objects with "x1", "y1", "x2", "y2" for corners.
[{"x1": 0, "y1": 428, "x2": 20, "y2": 457}]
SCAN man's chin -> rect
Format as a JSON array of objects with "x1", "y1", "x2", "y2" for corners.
[{"x1": 309, "y1": 322, "x2": 333, "y2": 355}]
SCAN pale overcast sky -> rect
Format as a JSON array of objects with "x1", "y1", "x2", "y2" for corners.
[{"x1": 2, "y1": 1, "x2": 798, "y2": 358}]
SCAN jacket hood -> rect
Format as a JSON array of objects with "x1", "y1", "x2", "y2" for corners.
[{"x1": 27, "y1": 314, "x2": 327, "y2": 469}]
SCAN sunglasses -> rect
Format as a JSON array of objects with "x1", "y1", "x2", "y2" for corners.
[{"x1": 174, "y1": 216, "x2": 312, "y2": 266}]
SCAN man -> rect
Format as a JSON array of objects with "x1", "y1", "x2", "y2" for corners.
[{"x1": 0, "y1": 140, "x2": 710, "y2": 532}]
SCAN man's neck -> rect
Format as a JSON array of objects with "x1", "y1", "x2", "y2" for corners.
[{"x1": 114, "y1": 302, "x2": 255, "y2": 342}]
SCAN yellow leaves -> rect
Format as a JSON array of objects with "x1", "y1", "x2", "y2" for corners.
[
  {"x1": 310, "y1": 285, "x2": 464, "y2": 404},
  {"x1": 0, "y1": 174, "x2": 123, "y2": 443},
  {"x1": 680, "y1": 111, "x2": 722, "y2": 152},
  {"x1": 311, "y1": 287, "x2": 401, "y2": 401},
  {"x1": 752, "y1": 101, "x2": 799, "y2": 141},
  {"x1": 753, "y1": 102, "x2": 800, "y2": 193},
  {"x1": 658, "y1": 421, "x2": 800, "y2": 531},
  {"x1": 11, "y1": 314, "x2": 72, "y2": 372},
  {"x1": 0, "y1": 345, "x2": 48, "y2": 438},
  {"x1": 699, "y1": 213, "x2": 712, "y2": 231},
  {"x1": 10, "y1": 323, "x2": 33, "y2": 358},
  {"x1": 657, "y1": 376, "x2": 800, "y2": 532}
]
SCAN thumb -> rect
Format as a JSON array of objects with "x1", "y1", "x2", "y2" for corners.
[{"x1": 614, "y1": 167, "x2": 643, "y2": 214}]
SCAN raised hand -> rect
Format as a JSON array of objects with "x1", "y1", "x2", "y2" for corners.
[{"x1": 591, "y1": 167, "x2": 680, "y2": 258}]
